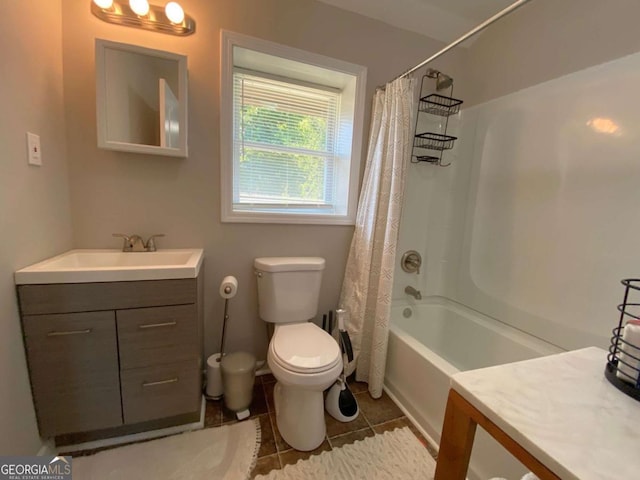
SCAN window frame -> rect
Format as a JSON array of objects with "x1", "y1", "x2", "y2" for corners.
[{"x1": 220, "y1": 30, "x2": 367, "y2": 225}]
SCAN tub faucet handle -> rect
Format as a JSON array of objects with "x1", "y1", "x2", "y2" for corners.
[
  {"x1": 401, "y1": 250, "x2": 422, "y2": 275},
  {"x1": 407, "y1": 257, "x2": 421, "y2": 274}
]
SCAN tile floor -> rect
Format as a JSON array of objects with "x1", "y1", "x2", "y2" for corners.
[
  {"x1": 62, "y1": 373, "x2": 438, "y2": 478},
  {"x1": 204, "y1": 374, "x2": 438, "y2": 478}
]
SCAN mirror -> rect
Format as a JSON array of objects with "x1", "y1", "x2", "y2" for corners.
[{"x1": 95, "y1": 39, "x2": 188, "y2": 157}]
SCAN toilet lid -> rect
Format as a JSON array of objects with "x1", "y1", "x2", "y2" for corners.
[{"x1": 271, "y1": 323, "x2": 341, "y2": 374}]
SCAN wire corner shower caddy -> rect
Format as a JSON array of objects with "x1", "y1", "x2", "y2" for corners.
[
  {"x1": 605, "y1": 278, "x2": 640, "y2": 401},
  {"x1": 412, "y1": 73, "x2": 463, "y2": 167},
  {"x1": 381, "y1": 0, "x2": 532, "y2": 165}
]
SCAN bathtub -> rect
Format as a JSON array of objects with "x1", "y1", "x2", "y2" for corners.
[{"x1": 385, "y1": 296, "x2": 563, "y2": 480}]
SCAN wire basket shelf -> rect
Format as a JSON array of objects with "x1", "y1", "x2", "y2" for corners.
[
  {"x1": 411, "y1": 74, "x2": 462, "y2": 167},
  {"x1": 605, "y1": 278, "x2": 640, "y2": 401},
  {"x1": 411, "y1": 155, "x2": 440, "y2": 164},
  {"x1": 414, "y1": 132, "x2": 458, "y2": 151},
  {"x1": 418, "y1": 93, "x2": 463, "y2": 117}
]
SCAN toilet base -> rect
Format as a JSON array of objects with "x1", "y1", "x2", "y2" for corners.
[{"x1": 273, "y1": 382, "x2": 326, "y2": 451}]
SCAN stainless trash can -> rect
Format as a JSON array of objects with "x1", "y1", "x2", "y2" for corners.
[{"x1": 221, "y1": 351, "x2": 256, "y2": 420}]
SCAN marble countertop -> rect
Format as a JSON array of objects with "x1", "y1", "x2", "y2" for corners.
[{"x1": 451, "y1": 347, "x2": 640, "y2": 480}]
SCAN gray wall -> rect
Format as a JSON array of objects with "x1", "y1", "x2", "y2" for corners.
[
  {"x1": 465, "y1": 0, "x2": 640, "y2": 106},
  {"x1": 61, "y1": 0, "x2": 452, "y2": 361},
  {"x1": 0, "y1": 1, "x2": 73, "y2": 455}
]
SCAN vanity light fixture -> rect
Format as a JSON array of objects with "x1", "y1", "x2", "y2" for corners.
[
  {"x1": 94, "y1": 0, "x2": 114, "y2": 8},
  {"x1": 129, "y1": 0, "x2": 150, "y2": 16},
  {"x1": 164, "y1": 2, "x2": 185, "y2": 24},
  {"x1": 91, "y1": 0, "x2": 195, "y2": 36}
]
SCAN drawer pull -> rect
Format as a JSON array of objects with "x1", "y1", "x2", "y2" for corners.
[
  {"x1": 138, "y1": 321, "x2": 177, "y2": 330},
  {"x1": 47, "y1": 328, "x2": 92, "y2": 337},
  {"x1": 142, "y1": 377, "x2": 179, "y2": 387}
]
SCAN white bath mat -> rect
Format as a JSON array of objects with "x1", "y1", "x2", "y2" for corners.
[
  {"x1": 256, "y1": 427, "x2": 435, "y2": 480},
  {"x1": 72, "y1": 419, "x2": 260, "y2": 480}
]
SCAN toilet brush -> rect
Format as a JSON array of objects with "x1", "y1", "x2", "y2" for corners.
[
  {"x1": 325, "y1": 374, "x2": 359, "y2": 422},
  {"x1": 325, "y1": 309, "x2": 359, "y2": 422}
]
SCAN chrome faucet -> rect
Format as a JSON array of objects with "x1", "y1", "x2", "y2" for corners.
[
  {"x1": 405, "y1": 285, "x2": 422, "y2": 300},
  {"x1": 144, "y1": 234, "x2": 165, "y2": 252},
  {"x1": 113, "y1": 233, "x2": 165, "y2": 252}
]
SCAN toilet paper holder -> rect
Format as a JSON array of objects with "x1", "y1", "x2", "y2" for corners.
[
  {"x1": 217, "y1": 276, "x2": 238, "y2": 362},
  {"x1": 206, "y1": 276, "x2": 239, "y2": 400}
]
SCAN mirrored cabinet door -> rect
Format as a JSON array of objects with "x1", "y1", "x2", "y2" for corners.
[{"x1": 96, "y1": 39, "x2": 188, "y2": 157}]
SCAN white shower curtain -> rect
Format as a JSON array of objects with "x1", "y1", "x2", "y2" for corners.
[{"x1": 340, "y1": 77, "x2": 415, "y2": 398}]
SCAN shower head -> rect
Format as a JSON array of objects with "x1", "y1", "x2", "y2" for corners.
[
  {"x1": 436, "y1": 74, "x2": 453, "y2": 91},
  {"x1": 425, "y1": 68, "x2": 454, "y2": 91}
]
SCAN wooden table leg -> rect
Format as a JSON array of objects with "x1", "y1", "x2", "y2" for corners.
[
  {"x1": 435, "y1": 389, "x2": 561, "y2": 480},
  {"x1": 434, "y1": 389, "x2": 477, "y2": 480}
]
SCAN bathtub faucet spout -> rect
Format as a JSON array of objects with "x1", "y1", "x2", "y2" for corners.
[{"x1": 404, "y1": 286, "x2": 422, "y2": 300}]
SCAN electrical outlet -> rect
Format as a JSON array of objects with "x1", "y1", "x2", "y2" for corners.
[{"x1": 26, "y1": 132, "x2": 42, "y2": 166}]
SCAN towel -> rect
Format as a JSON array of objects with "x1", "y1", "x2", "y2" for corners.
[{"x1": 616, "y1": 322, "x2": 640, "y2": 385}]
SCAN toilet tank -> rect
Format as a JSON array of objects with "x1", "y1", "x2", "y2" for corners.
[{"x1": 254, "y1": 257, "x2": 325, "y2": 324}]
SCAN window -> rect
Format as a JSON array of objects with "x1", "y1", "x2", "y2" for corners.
[{"x1": 221, "y1": 31, "x2": 367, "y2": 224}]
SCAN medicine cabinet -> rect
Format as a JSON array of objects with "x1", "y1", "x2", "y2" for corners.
[{"x1": 95, "y1": 39, "x2": 188, "y2": 157}]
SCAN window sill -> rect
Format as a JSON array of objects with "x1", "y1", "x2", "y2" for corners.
[{"x1": 221, "y1": 210, "x2": 356, "y2": 226}]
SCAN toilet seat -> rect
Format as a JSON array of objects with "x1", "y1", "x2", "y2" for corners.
[{"x1": 270, "y1": 323, "x2": 341, "y2": 374}]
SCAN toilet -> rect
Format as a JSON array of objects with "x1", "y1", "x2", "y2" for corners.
[{"x1": 255, "y1": 257, "x2": 342, "y2": 451}]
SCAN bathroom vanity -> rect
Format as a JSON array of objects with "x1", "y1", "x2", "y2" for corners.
[{"x1": 14, "y1": 249, "x2": 204, "y2": 444}]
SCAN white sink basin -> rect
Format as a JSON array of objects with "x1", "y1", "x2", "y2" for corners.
[{"x1": 15, "y1": 249, "x2": 204, "y2": 284}]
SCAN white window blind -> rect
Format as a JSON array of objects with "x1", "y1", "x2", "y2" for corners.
[{"x1": 232, "y1": 71, "x2": 340, "y2": 213}]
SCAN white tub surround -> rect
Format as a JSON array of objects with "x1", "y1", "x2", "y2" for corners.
[
  {"x1": 437, "y1": 347, "x2": 639, "y2": 480},
  {"x1": 453, "y1": 50, "x2": 640, "y2": 352}
]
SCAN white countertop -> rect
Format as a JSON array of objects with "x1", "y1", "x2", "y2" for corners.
[
  {"x1": 14, "y1": 249, "x2": 204, "y2": 284},
  {"x1": 451, "y1": 347, "x2": 640, "y2": 480}
]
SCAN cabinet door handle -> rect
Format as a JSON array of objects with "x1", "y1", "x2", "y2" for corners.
[
  {"x1": 47, "y1": 328, "x2": 92, "y2": 337},
  {"x1": 138, "y1": 321, "x2": 177, "y2": 330},
  {"x1": 142, "y1": 377, "x2": 179, "y2": 387}
]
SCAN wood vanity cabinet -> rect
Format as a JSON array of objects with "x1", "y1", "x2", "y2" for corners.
[
  {"x1": 17, "y1": 274, "x2": 203, "y2": 441},
  {"x1": 22, "y1": 311, "x2": 122, "y2": 435}
]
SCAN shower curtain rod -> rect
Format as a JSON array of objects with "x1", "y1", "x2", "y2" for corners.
[{"x1": 383, "y1": 0, "x2": 534, "y2": 87}]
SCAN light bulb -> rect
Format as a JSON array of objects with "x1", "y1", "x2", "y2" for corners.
[
  {"x1": 93, "y1": 0, "x2": 113, "y2": 8},
  {"x1": 164, "y1": 2, "x2": 185, "y2": 24},
  {"x1": 129, "y1": 0, "x2": 150, "y2": 16}
]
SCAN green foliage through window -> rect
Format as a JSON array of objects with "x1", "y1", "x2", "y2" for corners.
[{"x1": 233, "y1": 72, "x2": 338, "y2": 205}]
